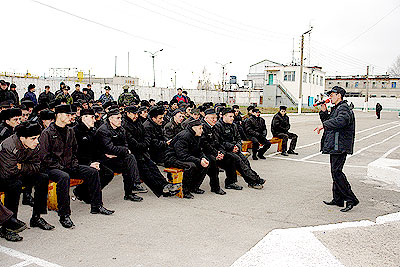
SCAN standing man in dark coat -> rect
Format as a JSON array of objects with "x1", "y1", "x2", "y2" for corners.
[
  {"x1": 0, "y1": 80, "x2": 17, "y2": 105},
  {"x1": 244, "y1": 108, "x2": 271, "y2": 160},
  {"x1": 375, "y1": 103, "x2": 382, "y2": 119},
  {"x1": 95, "y1": 108, "x2": 144, "y2": 201},
  {"x1": 39, "y1": 104, "x2": 113, "y2": 229},
  {"x1": 315, "y1": 86, "x2": 359, "y2": 212},
  {"x1": 165, "y1": 119, "x2": 209, "y2": 199},
  {"x1": 163, "y1": 109, "x2": 185, "y2": 139},
  {"x1": 122, "y1": 106, "x2": 180, "y2": 197},
  {"x1": 38, "y1": 85, "x2": 55, "y2": 105},
  {"x1": 0, "y1": 121, "x2": 55, "y2": 232},
  {"x1": 86, "y1": 84, "x2": 95, "y2": 101},
  {"x1": 143, "y1": 106, "x2": 170, "y2": 165},
  {"x1": 271, "y1": 106, "x2": 298, "y2": 156},
  {"x1": 9, "y1": 84, "x2": 19, "y2": 105},
  {"x1": 71, "y1": 84, "x2": 86, "y2": 102},
  {"x1": 214, "y1": 108, "x2": 265, "y2": 190},
  {"x1": 24, "y1": 84, "x2": 38, "y2": 106}
]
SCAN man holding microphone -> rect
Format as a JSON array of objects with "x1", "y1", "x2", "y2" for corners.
[{"x1": 315, "y1": 86, "x2": 359, "y2": 212}]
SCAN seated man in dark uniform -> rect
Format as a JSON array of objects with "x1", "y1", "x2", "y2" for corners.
[
  {"x1": 143, "y1": 106, "x2": 169, "y2": 165},
  {"x1": 122, "y1": 106, "x2": 180, "y2": 197},
  {"x1": 271, "y1": 106, "x2": 298, "y2": 156},
  {"x1": 214, "y1": 108, "x2": 265, "y2": 190},
  {"x1": 73, "y1": 109, "x2": 115, "y2": 202},
  {"x1": 0, "y1": 121, "x2": 54, "y2": 233},
  {"x1": 163, "y1": 109, "x2": 185, "y2": 140},
  {"x1": 181, "y1": 108, "x2": 200, "y2": 129},
  {"x1": 232, "y1": 105, "x2": 247, "y2": 140},
  {"x1": 39, "y1": 104, "x2": 113, "y2": 229},
  {"x1": 95, "y1": 108, "x2": 145, "y2": 201},
  {"x1": 165, "y1": 119, "x2": 209, "y2": 199},
  {"x1": 244, "y1": 108, "x2": 271, "y2": 160},
  {"x1": 0, "y1": 108, "x2": 22, "y2": 143}
]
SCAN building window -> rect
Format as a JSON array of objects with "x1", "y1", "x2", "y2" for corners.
[
  {"x1": 381, "y1": 95, "x2": 387, "y2": 98},
  {"x1": 320, "y1": 76, "x2": 323, "y2": 86},
  {"x1": 392, "y1": 82, "x2": 397, "y2": 88},
  {"x1": 345, "y1": 82, "x2": 349, "y2": 88},
  {"x1": 284, "y1": 71, "x2": 295, "y2": 82},
  {"x1": 372, "y1": 82, "x2": 376, "y2": 88},
  {"x1": 382, "y1": 82, "x2": 386, "y2": 88},
  {"x1": 313, "y1": 74, "x2": 315, "y2": 84},
  {"x1": 303, "y1": 72, "x2": 307, "y2": 83},
  {"x1": 355, "y1": 82, "x2": 359, "y2": 88},
  {"x1": 391, "y1": 95, "x2": 396, "y2": 98}
]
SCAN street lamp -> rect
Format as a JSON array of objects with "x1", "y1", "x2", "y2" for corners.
[
  {"x1": 216, "y1": 61, "x2": 232, "y2": 91},
  {"x1": 144, "y1": 49, "x2": 163, "y2": 87}
]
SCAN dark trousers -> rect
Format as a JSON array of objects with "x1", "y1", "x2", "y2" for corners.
[
  {"x1": 249, "y1": 136, "x2": 271, "y2": 156},
  {"x1": 0, "y1": 173, "x2": 49, "y2": 219},
  {"x1": 225, "y1": 151, "x2": 261, "y2": 185},
  {"x1": 376, "y1": 111, "x2": 381, "y2": 119},
  {"x1": 137, "y1": 157, "x2": 168, "y2": 197},
  {"x1": 330, "y1": 153, "x2": 358, "y2": 204},
  {"x1": 102, "y1": 154, "x2": 140, "y2": 196},
  {"x1": 47, "y1": 165, "x2": 102, "y2": 217},
  {"x1": 74, "y1": 163, "x2": 115, "y2": 203},
  {"x1": 237, "y1": 124, "x2": 248, "y2": 141},
  {"x1": 206, "y1": 153, "x2": 238, "y2": 191},
  {"x1": 0, "y1": 203, "x2": 13, "y2": 225},
  {"x1": 165, "y1": 158, "x2": 208, "y2": 194},
  {"x1": 275, "y1": 132, "x2": 298, "y2": 152}
]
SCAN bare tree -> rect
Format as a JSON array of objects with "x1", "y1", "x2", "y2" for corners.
[{"x1": 388, "y1": 55, "x2": 400, "y2": 76}]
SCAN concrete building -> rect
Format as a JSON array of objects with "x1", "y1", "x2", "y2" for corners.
[
  {"x1": 247, "y1": 59, "x2": 326, "y2": 107},
  {"x1": 325, "y1": 75, "x2": 400, "y2": 98}
]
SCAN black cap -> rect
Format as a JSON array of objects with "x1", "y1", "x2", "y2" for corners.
[
  {"x1": 0, "y1": 80, "x2": 6, "y2": 85},
  {"x1": 326, "y1": 86, "x2": 346, "y2": 97},
  {"x1": 15, "y1": 121, "x2": 42, "y2": 137},
  {"x1": 221, "y1": 108, "x2": 235, "y2": 116},
  {"x1": 204, "y1": 108, "x2": 216, "y2": 115},
  {"x1": 253, "y1": 108, "x2": 260, "y2": 113},
  {"x1": 93, "y1": 106, "x2": 104, "y2": 114},
  {"x1": 107, "y1": 108, "x2": 120, "y2": 117},
  {"x1": 80, "y1": 109, "x2": 95, "y2": 116},
  {"x1": 21, "y1": 100, "x2": 34, "y2": 109},
  {"x1": 187, "y1": 119, "x2": 202, "y2": 128},
  {"x1": 33, "y1": 103, "x2": 49, "y2": 114},
  {"x1": 28, "y1": 84, "x2": 35, "y2": 90},
  {"x1": 279, "y1": 106, "x2": 287, "y2": 110},
  {"x1": 191, "y1": 108, "x2": 200, "y2": 114},
  {"x1": 39, "y1": 110, "x2": 55, "y2": 121},
  {"x1": 104, "y1": 85, "x2": 111, "y2": 90},
  {"x1": 54, "y1": 104, "x2": 73, "y2": 114},
  {"x1": 148, "y1": 106, "x2": 164, "y2": 118},
  {"x1": 1, "y1": 108, "x2": 22, "y2": 121},
  {"x1": 247, "y1": 105, "x2": 256, "y2": 112},
  {"x1": 125, "y1": 106, "x2": 139, "y2": 114},
  {"x1": 171, "y1": 109, "x2": 183, "y2": 117}
]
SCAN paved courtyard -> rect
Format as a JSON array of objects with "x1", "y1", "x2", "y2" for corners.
[{"x1": 1, "y1": 111, "x2": 400, "y2": 267}]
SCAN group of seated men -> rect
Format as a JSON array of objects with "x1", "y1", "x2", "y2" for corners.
[{"x1": 0, "y1": 84, "x2": 298, "y2": 242}]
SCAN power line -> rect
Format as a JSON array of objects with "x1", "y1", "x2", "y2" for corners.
[
  {"x1": 339, "y1": 2, "x2": 400, "y2": 50},
  {"x1": 30, "y1": 0, "x2": 172, "y2": 47}
]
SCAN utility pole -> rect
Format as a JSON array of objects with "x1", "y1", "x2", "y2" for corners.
[
  {"x1": 144, "y1": 49, "x2": 163, "y2": 87},
  {"x1": 216, "y1": 61, "x2": 232, "y2": 91},
  {"x1": 114, "y1": 56, "x2": 117, "y2": 77},
  {"x1": 298, "y1": 27, "x2": 312, "y2": 114},
  {"x1": 364, "y1": 66, "x2": 369, "y2": 112},
  {"x1": 127, "y1": 52, "x2": 130, "y2": 77}
]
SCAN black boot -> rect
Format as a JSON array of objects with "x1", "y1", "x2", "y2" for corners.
[{"x1": 22, "y1": 192, "x2": 34, "y2": 207}]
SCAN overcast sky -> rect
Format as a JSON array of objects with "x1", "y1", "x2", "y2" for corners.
[{"x1": 1, "y1": 0, "x2": 399, "y2": 88}]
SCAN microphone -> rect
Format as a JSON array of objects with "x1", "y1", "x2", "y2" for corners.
[{"x1": 313, "y1": 98, "x2": 330, "y2": 107}]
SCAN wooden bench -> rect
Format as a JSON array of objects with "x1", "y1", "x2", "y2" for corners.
[
  {"x1": 47, "y1": 179, "x2": 84, "y2": 211},
  {"x1": 241, "y1": 138, "x2": 283, "y2": 153},
  {"x1": 163, "y1": 168, "x2": 183, "y2": 198}
]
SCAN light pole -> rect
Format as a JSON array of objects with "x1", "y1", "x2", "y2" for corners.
[
  {"x1": 298, "y1": 27, "x2": 312, "y2": 114},
  {"x1": 171, "y1": 69, "x2": 177, "y2": 89},
  {"x1": 216, "y1": 61, "x2": 232, "y2": 91},
  {"x1": 144, "y1": 49, "x2": 163, "y2": 87}
]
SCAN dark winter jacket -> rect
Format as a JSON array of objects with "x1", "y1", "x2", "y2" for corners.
[
  {"x1": 95, "y1": 120, "x2": 130, "y2": 161},
  {"x1": 143, "y1": 118, "x2": 168, "y2": 164},
  {"x1": 244, "y1": 115, "x2": 267, "y2": 138},
  {"x1": 24, "y1": 91, "x2": 38, "y2": 106},
  {"x1": 38, "y1": 91, "x2": 55, "y2": 105},
  {"x1": 0, "y1": 123, "x2": 14, "y2": 143},
  {"x1": 122, "y1": 115, "x2": 150, "y2": 160},
  {"x1": 39, "y1": 122, "x2": 79, "y2": 170},
  {"x1": 73, "y1": 120, "x2": 98, "y2": 165},
  {"x1": 200, "y1": 120, "x2": 225, "y2": 156},
  {"x1": 271, "y1": 112, "x2": 290, "y2": 136},
  {"x1": 165, "y1": 128, "x2": 205, "y2": 166},
  {"x1": 0, "y1": 89, "x2": 17, "y2": 105},
  {"x1": 319, "y1": 100, "x2": 355, "y2": 154},
  {"x1": 163, "y1": 119, "x2": 184, "y2": 140},
  {"x1": 0, "y1": 134, "x2": 40, "y2": 181},
  {"x1": 213, "y1": 119, "x2": 242, "y2": 152},
  {"x1": 71, "y1": 90, "x2": 86, "y2": 102}
]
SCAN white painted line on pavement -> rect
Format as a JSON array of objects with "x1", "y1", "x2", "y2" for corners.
[
  {"x1": 381, "y1": 144, "x2": 400, "y2": 159},
  {"x1": 231, "y1": 212, "x2": 400, "y2": 267},
  {"x1": 0, "y1": 245, "x2": 61, "y2": 267},
  {"x1": 299, "y1": 122, "x2": 400, "y2": 161},
  {"x1": 267, "y1": 155, "x2": 367, "y2": 168},
  {"x1": 10, "y1": 260, "x2": 34, "y2": 267},
  {"x1": 348, "y1": 131, "x2": 400, "y2": 159}
]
